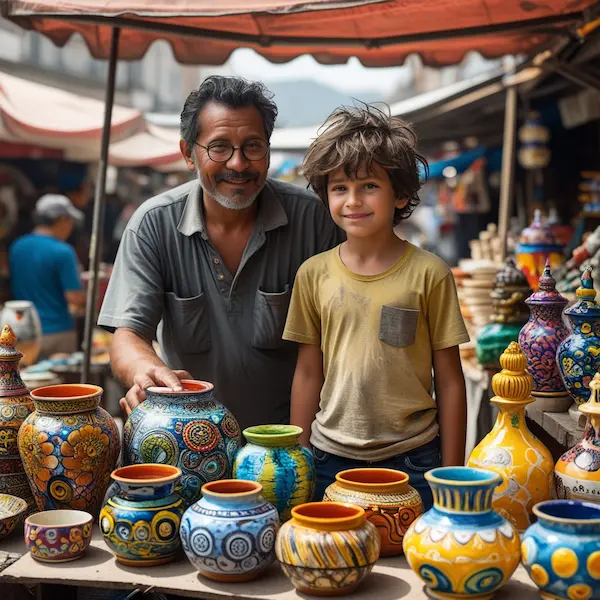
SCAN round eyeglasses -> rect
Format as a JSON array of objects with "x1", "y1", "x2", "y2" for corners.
[{"x1": 194, "y1": 139, "x2": 269, "y2": 163}]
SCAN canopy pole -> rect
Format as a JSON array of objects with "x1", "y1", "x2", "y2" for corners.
[{"x1": 81, "y1": 27, "x2": 120, "y2": 384}]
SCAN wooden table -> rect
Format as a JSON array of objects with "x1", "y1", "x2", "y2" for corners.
[{"x1": 0, "y1": 527, "x2": 541, "y2": 600}]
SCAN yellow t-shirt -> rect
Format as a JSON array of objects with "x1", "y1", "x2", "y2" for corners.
[{"x1": 283, "y1": 242, "x2": 470, "y2": 461}]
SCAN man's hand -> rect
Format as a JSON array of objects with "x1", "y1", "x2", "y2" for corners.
[{"x1": 119, "y1": 367, "x2": 192, "y2": 416}]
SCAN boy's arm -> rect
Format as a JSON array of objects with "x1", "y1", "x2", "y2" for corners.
[
  {"x1": 290, "y1": 343, "x2": 324, "y2": 448},
  {"x1": 433, "y1": 345, "x2": 467, "y2": 466}
]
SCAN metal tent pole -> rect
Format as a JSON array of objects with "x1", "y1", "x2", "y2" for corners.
[{"x1": 81, "y1": 27, "x2": 120, "y2": 383}]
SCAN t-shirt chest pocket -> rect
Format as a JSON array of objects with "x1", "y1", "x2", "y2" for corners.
[
  {"x1": 164, "y1": 292, "x2": 211, "y2": 353},
  {"x1": 379, "y1": 305, "x2": 419, "y2": 348}
]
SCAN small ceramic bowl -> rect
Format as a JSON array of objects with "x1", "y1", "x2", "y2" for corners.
[
  {"x1": 0, "y1": 494, "x2": 28, "y2": 540},
  {"x1": 25, "y1": 509, "x2": 93, "y2": 562}
]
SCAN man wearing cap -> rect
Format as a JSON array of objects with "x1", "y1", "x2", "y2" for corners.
[{"x1": 9, "y1": 194, "x2": 86, "y2": 357}]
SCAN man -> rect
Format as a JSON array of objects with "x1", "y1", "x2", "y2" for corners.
[
  {"x1": 98, "y1": 76, "x2": 342, "y2": 430},
  {"x1": 9, "y1": 194, "x2": 86, "y2": 357}
]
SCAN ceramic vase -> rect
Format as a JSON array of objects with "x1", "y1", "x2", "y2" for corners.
[
  {"x1": 521, "y1": 500, "x2": 600, "y2": 600},
  {"x1": 180, "y1": 479, "x2": 279, "y2": 582},
  {"x1": 467, "y1": 342, "x2": 554, "y2": 533},
  {"x1": 403, "y1": 467, "x2": 521, "y2": 600},
  {"x1": 554, "y1": 372, "x2": 600, "y2": 503},
  {"x1": 557, "y1": 267, "x2": 600, "y2": 415},
  {"x1": 323, "y1": 468, "x2": 423, "y2": 556},
  {"x1": 0, "y1": 325, "x2": 35, "y2": 512},
  {"x1": 100, "y1": 464, "x2": 184, "y2": 567},
  {"x1": 0, "y1": 301, "x2": 42, "y2": 366},
  {"x1": 276, "y1": 502, "x2": 381, "y2": 596},
  {"x1": 18, "y1": 384, "x2": 120, "y2": 515},
  {"x1": 519, "y1": 260, "x2": 571, "y2": 411},
  {"x1": 233, "y1": 425, "x2": 315, "y2": 522},
  {"x1": 124, "y1": 380, "x2": 242, "y2": 507}
]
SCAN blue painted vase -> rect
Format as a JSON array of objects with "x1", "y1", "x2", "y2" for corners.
[
  {"x1": 100, "y1": 464, "x2": 184, "y2": 567},
  {"x1": 521, "y1": 500, "x2": 600, "y2": 600},
  {"x1": 180, "y1": 479, "x2": 279, "y2": 582},
  {"x1": 557, "y1": 268, "x2": 600, "y2": 407},
  {"x1": 124, "y1": 380, "x2": 242, "y2": 507},
  {"x1": 402, "y1": 467, "x2": 521, "y2": 600},
  {"x1": 233, "y1": 425, "x2": 315, "y2": 522}
]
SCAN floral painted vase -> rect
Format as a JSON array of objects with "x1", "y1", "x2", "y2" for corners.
[
  {"x1": 0, "y1": 325, "x2": 35, "y2": 512},
  {"x1": 17, "y1": 384, "x2": 120, "y2": 515},
  {"x1": 124, "y1": 380, "x2": 242, "y2": 507},
  {"x1": 521, "y1": 500, "x2": 600, "y2": 600},
  {"x1": 180, "y1": 479, "x2": 279, "y2": 582},
  {"x1": 557, "y1": 267, "x2": 600, "y2": 408},
  {"x1": 233, "y1": 425, "x2": 315, "y2": 522},
  {"x1": 555, "y1": 372, "x2": 600, "y2": 503},
  {"x1": 0, "y1": 301, "x2": 42, "y2": 367},
  {"x1": 467, "y1": 342, "x2": 554, "y2": 533},
  {"x1": 519, "y1": 260, "x2": 571, "y2": 411},
  {"x1": 403, "y1": 467, "x2": 521, "y2": 600},
  {"x1": 100, "y1": 464, "x2": 185, "y2": 567},
  {"x1": 323, "y1": 468, "x2": 423, "y2": 556},
  {"x1": 276, "y1": 502, "x2": 381, "y2": 596}
]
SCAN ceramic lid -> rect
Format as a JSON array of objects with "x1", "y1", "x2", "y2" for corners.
[
  {"x1": 0, "y1": 325, "x2": 23, "y2": 359},
  {"x1": 525, "y1": 259, "x2": 568, "y2": 306},
  {"x1": 494, "y1": 257, "x2": 530, "y2": 289},
  {"x1": 564, "y1": 267, "x2": 600, "y2": 318},
  {"x1": 518, "y1": 209, "x2": 562, "y2": 250}
]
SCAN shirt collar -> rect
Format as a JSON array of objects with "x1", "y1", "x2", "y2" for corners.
[{"x1": 177, "y1": 179, "x2": 288, "y2": 238}]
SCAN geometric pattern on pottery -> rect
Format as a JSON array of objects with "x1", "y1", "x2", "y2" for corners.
[
  {"x1": 33, "y1": 396, "x2": 101, "y2": 415},
  {"x1": 0, "y1": 493, "x2": 28, "y2": 539},
  {"x1": 279, "y1": 563, "x2": 372, "y2": 595},
  {"x1": 25, "y1": 521, "x2": 93, "y2": 562}
]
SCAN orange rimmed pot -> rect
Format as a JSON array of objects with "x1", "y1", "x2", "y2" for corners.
[
  {"x1": 323, "y1": 468, "x2": 423, "y2": 556},
  {"x1": 275, "y1": 502, "x2": 381, "y2": 596}
]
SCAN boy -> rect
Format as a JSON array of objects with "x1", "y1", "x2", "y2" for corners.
[{"x1": 282, "y1": 105, "x2": 469, "y2": 508}]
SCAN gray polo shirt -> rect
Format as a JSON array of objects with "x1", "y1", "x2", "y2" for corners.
[{"x1": 98, "y1": 178, "x2": 342, "y2": 430}]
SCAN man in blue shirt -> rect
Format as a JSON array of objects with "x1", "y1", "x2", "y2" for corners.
[{"x1": 9, "y1": 194, "x2": 86, "y2": 357}]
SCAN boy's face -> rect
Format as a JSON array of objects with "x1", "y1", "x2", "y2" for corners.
[{"x1": 326, "y1": 162, "x2": 408, "y2": 238}]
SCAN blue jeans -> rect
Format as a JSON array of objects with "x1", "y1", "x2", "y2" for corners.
[{"x1": 313, "y1": 436, "x2": 441, "y2": 511}]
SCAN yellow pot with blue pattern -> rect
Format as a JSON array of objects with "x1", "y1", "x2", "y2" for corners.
[
  {"x1": 402, "y1": 466, "x2": 521, "y2": 600},
  {"x1": 522, "y1": 500, "x2": 600, "y2": 600}
]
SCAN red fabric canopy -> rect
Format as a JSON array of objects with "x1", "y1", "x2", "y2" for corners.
[{"x1": 3, "y1": 0, "x2": 597, "y2": 67}]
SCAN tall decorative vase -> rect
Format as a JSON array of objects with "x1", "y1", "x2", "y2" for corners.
[
  {"x1": 0, "y1": 325, "x2": 35, "y2": 512},
  {"x1": 232, "y1": 425, "x2": 315, "y2": 522},
  {"x1": 18, "y1": 384, "x2": 120, "y2": 515},
  {"x1": 403, "y1": 467, "x2": 521, "y2": 600},
  {"x1": 124, "y1": 380, "x2": 242, "y2": 507},
  {"x1": 0, "y1": 301, "x2": 42, "y2": 366},
  {"x1": 467, "y1": 342, "x2": 554, "y2": 533},
  {"x1": 519, "y1": 260, "x2": 571, "y2": 412},
  {"x1": 554, "y1": 372, "x2": 600, "y2": 503}
]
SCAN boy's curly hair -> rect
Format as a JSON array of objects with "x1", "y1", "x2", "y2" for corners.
[{"x1": 302, "y1": 103, "x2": 428, "y2": 224}]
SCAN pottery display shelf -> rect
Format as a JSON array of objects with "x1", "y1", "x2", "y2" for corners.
[
  {"x1": 0, "y1": 527, "x2": 541, "y2": 599},
  {"x1": 525, "y1": 403, "x2": 586, "y2": 453}
]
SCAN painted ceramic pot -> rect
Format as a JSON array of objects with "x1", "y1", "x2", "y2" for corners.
[
  {"x1": 323, "y1": 468, "x2": 423, "y2": 556},
  {"x1": 555, "y1": 372, "x2": 600, "y2": 503},
  {"x1": 17, "y1": 384, "x2": 120, "y2": 515},
  {"x1": 557, "y1": 267, "x2": 600, "y2": 407},
  {"x1": 0, "y1": 493, "x2": 28, "y2": 540},
  {"x1": 403, "y1": 467, "x2": 521, "y2": 600},
  {"x1": 24, "y1": 509, "x2": 93, "y2": 562},
  {"x1": 276, "y1": 502, "x2": 381, "y2": 596},
  {"x1": 180, "y1": 479, "x2": 279, "y2": 582},
  {"x1": 468, "y1": 343, "x2": 554, "y2": 533},
  {"x1": 521, "y1": 500, "x2": 600, "y2": 600},
  {"x1": 100, "y1": 464, "x2": 184, "y2": 567},
  {"x1": 0, "y1": 325, "x2": 35, "y2": 512},
  {"x1": 0, "y1": 301, "x2": 42, "y2": 366},
  {"x1": 233, "y1": 425, "x2": 315, "y2": 522},
  {"x1": 519, "y1": 261, "x2": 571, "y2": 411},
  {"x1": 124, "y1": 380, "x2": 242, "y2": 507}
]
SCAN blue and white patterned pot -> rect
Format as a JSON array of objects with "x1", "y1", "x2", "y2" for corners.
[{"x1": 180, "y1": 479, "x2": 279, "y2": 582}]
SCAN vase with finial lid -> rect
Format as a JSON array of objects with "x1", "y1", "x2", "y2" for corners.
[
  {"x1": 557, "y1": 266, "x2": 600, "y2": 423},
  {"x1": 0, "y1": 324, "x2": 35, "y2": 512},
  {"x1": 519, "y1": 259, "x2": 571, "y2": 412},
  {"x1": 467, "y1": 342, "x2": 554, "y2": 533}
]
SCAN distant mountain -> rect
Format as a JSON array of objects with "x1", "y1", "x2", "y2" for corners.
[{"x1": 266, "y1": 80, "x2": 381, "y2": 128}]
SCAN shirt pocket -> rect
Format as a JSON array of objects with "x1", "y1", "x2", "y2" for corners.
[
  {"x1": 164, "y1": 292, "x2": 211, "y2": 354},
  {"x1": 252, "y1": 285, "x2": 291, "y2": 350},
  {"x1": 379, "y1": 305, "x2": 419, "y2": 348}
]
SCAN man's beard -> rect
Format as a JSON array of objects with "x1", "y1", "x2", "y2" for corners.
[{"x1": 196, "y1": 163, "x2": 268, "y2": 211}]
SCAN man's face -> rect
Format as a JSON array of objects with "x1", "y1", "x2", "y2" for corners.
[{"x1": 181, "y1": 102, "x2": 269, "y2": 210}]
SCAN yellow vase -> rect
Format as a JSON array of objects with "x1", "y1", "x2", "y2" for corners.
[{"x1": 467, "y1": 342, "x2": 554, "y2": 532}]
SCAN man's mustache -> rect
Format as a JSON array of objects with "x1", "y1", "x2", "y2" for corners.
[{"x1": 215, "y1": 171, "x2": 258, "y2": 182}]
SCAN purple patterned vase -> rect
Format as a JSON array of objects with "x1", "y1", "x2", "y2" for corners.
[{"x1": 519, "y1": 260, "x2": 570, "y2": 412}]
